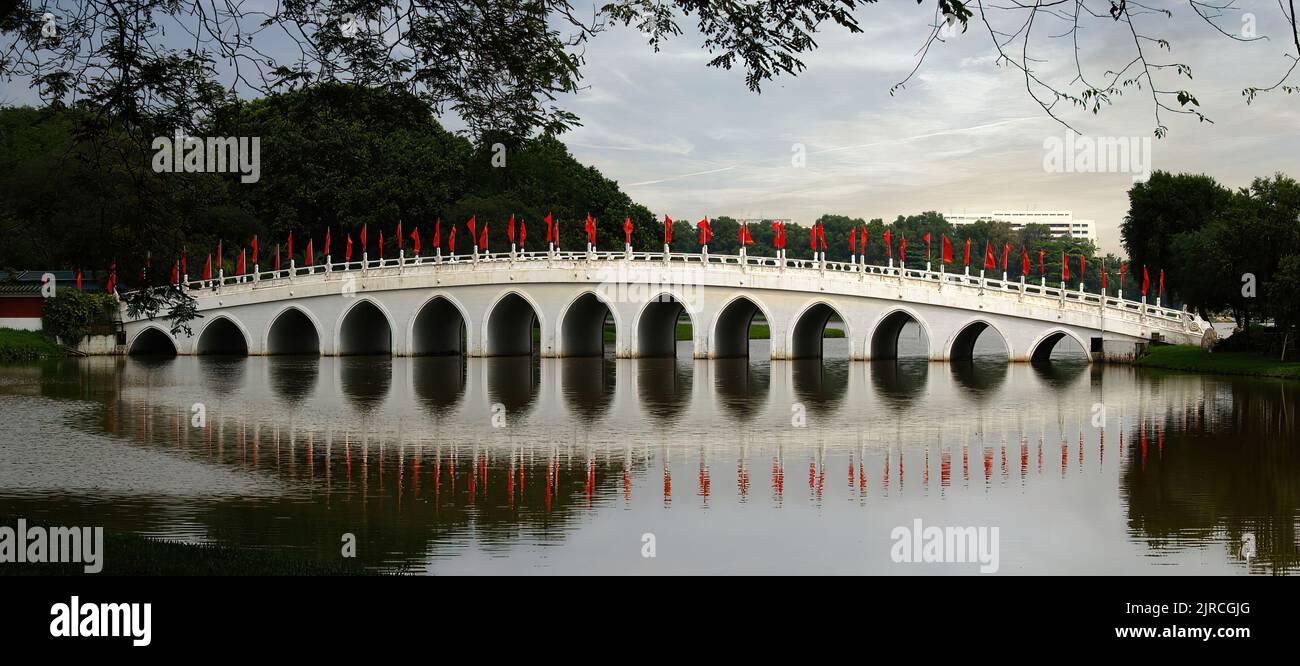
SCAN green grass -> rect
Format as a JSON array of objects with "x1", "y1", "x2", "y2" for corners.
[
  {"x1": 0, "y1": 327, "x2": 66, "y2": 362},
  {"x1": 0, "y1": 529, "x2": 377, "y2": 576},
  {"x1": 1134, "y1": 344, "x2": 1300, "y2": 380}
]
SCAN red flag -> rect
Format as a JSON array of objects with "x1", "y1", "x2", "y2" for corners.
[
  {"x1": 181, "y1": 255, "x2": 188, "y2": 279},
  {"x1": 378, "y1": 230, "x2": 384, "y2": 257},
  {"x1": 963, "y1": 238, "x2": 971, "y2": 266},
  {"x1": 1142, "y1": 265, "x2": 1150, "y2": 296},
  {"x1": 346, "y1": 235, "x2": 353, "y2": 262},
  {"x1": 817, "y1": 222, "x2": 827, "y2": 250},
  {"x1": 324, "y1": 228, "x2": 332, "y2": 257},
  {"x1": 479, "y1": 223, "x2": 488, "y2": 250},
  {"x1": 411, "y1": 227, "x2": 420, "y2": 254},
  {"x1": 771, "y1": 221, "x2": 784, "y2": 249},
  {"x1": 1101, "y1": 261, "x2": 1107, "y2": 291},
  {"x1": 204, "y1": 254, "x2": 212, "y2": 280},
  {"x1": 809, "y1": 224, "x2": 817, "y2": 252},
  {"x1": 697, "y1": 217, "x2": 712, "y2": 245},
  {"x1": 942, "y1": 235, "x2": 953, "y2": 264},
  {"x1": 236, "y1": 250, "x2": 245, "y2": 275},
  {"x1": 172, "y1": 261, "x2": 179, "y2": 284},
  {"x1": 984, "y1": 241, "x2": 996, "y2": 270},
  {"x1": 467, "y1": 216, "x2": 476, "y2": 245},
  {"x1": 923, "y1": 232, "x2": 932, "y2": 260},
  {"x1": 545, "y1": 213, "x2": 554, "y2": 243},
  {"x1": 251, "y1": 236, "x2": 258, "y2": 264},
  {"x1": 217, "y1": 240, "x2": 223, "y2": 267},
  {"x1": 360, "y1": 224, "x2": 367, "y2": 252},
  {"x1": 1021, "y1": 248, "x2": 1030, "y2": 276},
  {"x1": 395, "y1": 222, "x2": 402, "y2": 251},
  {"x1": 1002, "y1": 243, "x2": 1010, "y2": 270},
  {"x1": 860, "y1": 226, "x2": 868, "y2": 252},
  {"x1": 449, "y1": 226, "x2": 457, "y2": 254},
  {"x1": 76, "y1": 269, "x2": 83, "y2": 291},
  {"x1": 1079, "y1": 255, "x2": 1085, "y2": 282},
  {"x1": 275, "y1": 245, "x2": 280, "y2": 272},
  {"x1": 306, "y1": 239, "x2": 314, "y2": 266},
  {"x1": 519, "y1": 219, "x2": 527, "y2": 248},
  {"x1": 849, "y1": 227, "x2": 857, "y2": 253},
  {"x1": 284, "y1": 233, "x2": 290, "y2": 261},
  {"x1": 508, "y1": 215, "x2": 516, "y2": 244},
  {"x1": 585, "y1": 213, "x2": 597, "y2": 246},
  {"x1": 884, "y1": 229, "x2": 893, "y2": 258},
  {"x1": 106, "y1": 262, "x2": 116, "y2": 293},
  {"x1": 899, "y1": 235, "x2": 906, "y2": 259},
  {"x1": 624, "y1": 217, "x2": 634, "y2": 245},
  {"x1": 664, "y1": 215, "x2": 673, "y2": 244},
  {"x1": 1120, "y1": 262, "x2": 1126, "y2": 288},
  {"x1": 1039, "y1": 250, "x2": 1046, "y2": 276},
  {"x1": 1062, "y1": 252, "x2": 1069, "y2": 281},
  {"x1": 433, "y1": 219, "x2": 442, "y2": 248},
  {"x1": 1158, "y1": 269, "x2": 1164, "y2": 297}
]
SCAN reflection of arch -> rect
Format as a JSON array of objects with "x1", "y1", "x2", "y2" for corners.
[
  {"x1": 789, "y1": 300, "x2": 851, "y2": 359},
  {"x1": 792, "y1": 358, "x2": 848, "y2": 415},
  {"x1": 1028, "y1": 328, "x2": 1091, "y2": 363},
  {"x1": 265, "y1": 306, "x2": 322, "y2": 355},
  {"x1": 195, "y1": 316, "x2": 250, "y2": 355},
  {"x1": 946, "y1": 318, "x2": 1011, "y2": 362},
  {"x1": 634, "y1": 292, "x2": 694, "y2": 358},
  {"x1": 558, "y1": 291, "x2": 619, "y2": 357},
  {"x1": 712, "y1": 294, "x2": 774, "y2": 359},
  {"x1": 486, "y1": 357, "x2": 540, "y2": 414},
  {"x1": 128, "y1": 326, "x2": 178, "y2": 355},
  {"x1": 870, "y1": 359, "x2": 929, "y2": 408},
  {"x1": 483, "y1": 290, "x2": 544, "y2": 357},
  {"x1": 559, "y1": 358, "x2": 616, "y2": 421},
  {"x1": 268, "y1": 355, "x2": 320, "y2": 405},
  {"x1": 412, "y1": 356, "x2": 466, "y2": 416},
  {"x1": 339, "y1": 356, "x2": 392, "y2": 411},
  {"x1": 409, "y1": 294, "x2": 469, "y2": 356},
  {"x1": 868, "y1": 307, "x2": 932, "y2": 360},
  {"x1": 714, "y1": 358, "x2": 769, "y2": 421},
  {"x1": 636, "y1": 358, "x2": 692, "y2": 421},
  {"x1": 336, "y1": 298, "x2": 395, "y2": 356}
]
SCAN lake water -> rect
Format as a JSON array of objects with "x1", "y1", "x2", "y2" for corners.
[{"x1": 1, "y1": 338, "x2": 1296, "y2": 575}]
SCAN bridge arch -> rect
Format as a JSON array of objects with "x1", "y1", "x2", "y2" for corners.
[
  {"x1": 788, "y1": 299, "x2": 852, "y2": 359},
  {"x1": 482, "y1": 289, "x2": 545, "y2": 356},
  {"x1": 335, "y1": 298, "x2": 396, "y2": 355},
  {"x1": 127, "y1": 325, "x2": 178, "y2": 356},
  {"x1": 264, "y1": 305, "x2": 322, "y2": 355},
  {"x1": 1028, "y1": 328, "x2": 1091, "y2": 363},
  {"x1": 633, "y1": 291, "x2": 696, "y2": 357},
  {"x1": 408, "y1": 293, "x2": 469, "y2": 356},
  {"x1": 868, "y1": 307, "x2": 932, "y2": 360},
  {"x1": 945, "y1": 318, "x2": 1012, "y2": 362},
  {"x1": 557, "y1": 290, "x2": 620, "y2": 357},
  {"x1": 195, "y1": 315, "x2": 251, "y2": 355},
  {"x1": 712, "y1": 293, "x2": 775, "y2": 359}
]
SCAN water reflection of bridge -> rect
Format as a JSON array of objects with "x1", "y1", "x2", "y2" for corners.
[{"x1": 53, "y1": 355, "x2": 1296, "y2": 573}]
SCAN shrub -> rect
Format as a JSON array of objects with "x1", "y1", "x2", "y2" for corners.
[{"x1": 40, "y1": 291, "x2": 117, "y2": 346}]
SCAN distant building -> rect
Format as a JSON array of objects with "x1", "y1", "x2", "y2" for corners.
[
  {"x1": 0, "y1": 270, "x2": 107, "y2": 331},
  {"x1": 942, "y1": 210, "x2": 1097, "y2": 243}
]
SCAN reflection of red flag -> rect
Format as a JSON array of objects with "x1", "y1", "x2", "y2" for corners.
[
  {"x1": 849, "y1": 227, "x2": 857, "y2": 253},
  {"x1": 346, "y1": 235, "x2": 353, "y2": 262},
  {"x1": 411, "y1": 227, "x2": 420, "y2": 254},
  {"x1": 664, "y1": 215, "x2": 673, "y2": 244},
  {"x1": 942, "y1": 235, "x2": 953, "y2": 264},
  {"x1": 624, "y1": 217, "x2": 634, "y2": 244},
  {"x1": 1062, "y1": 252, "x2": 1070, "y2": 281},
  {"x1": 884, "y1": 229, "x2": 892, "y2": 258},
  {"x1": 984, "y1": 241, "x2": 995, "y2": 270},
  {"x1": 963, "y1": 238, "x2": 971, "y2": 266}
]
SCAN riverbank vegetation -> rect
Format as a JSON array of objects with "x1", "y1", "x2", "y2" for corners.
[
  {"x1": 0, "y1": 328, "x2": 65, "y2": 361},
  {"x1": 1134, "y1": 345, "x2": 1300, "y2": 380}
]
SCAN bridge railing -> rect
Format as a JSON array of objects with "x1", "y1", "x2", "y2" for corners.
[{"x1": 176, "y1": 247, "x2": 1201, "y2": 334}]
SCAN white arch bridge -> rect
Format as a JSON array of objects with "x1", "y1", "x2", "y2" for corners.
[{"x1": 122, "y1": 249, "x2": 1210, "y2": 363}]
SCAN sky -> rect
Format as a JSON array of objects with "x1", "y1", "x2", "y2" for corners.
[
  {"x1": 534, "y1": 3, "x2": 1299, "y2": 254},
  {"x1": 3, "y1": 3, "x2": 1296, "y2": 255}
]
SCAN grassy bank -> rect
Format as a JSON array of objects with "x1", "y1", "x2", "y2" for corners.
[
  {"x1": 1134, "y1": 344, "x2": 1300, "y2": 380},
  {"x1": 0, "y1": 528, "x2": 376, "y2": 576},
  {"x1": 0, "y1": 328, "x2": 66, "y2": 362}
]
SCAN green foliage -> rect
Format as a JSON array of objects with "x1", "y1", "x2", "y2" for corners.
[
  {"x1": 123, "y1": 286, "x2": 201, "y2": 338},
  {"x1": 40, "y1": 291, "x2": 116, "y2": 346},
  {"x1": 0, "y1": 328, "x2": 66, "y2": 361}
]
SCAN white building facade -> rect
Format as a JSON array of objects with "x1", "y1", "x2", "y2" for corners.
[{"x1": 942, "y1": 210, "x2": 1097, "y2": 243}]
